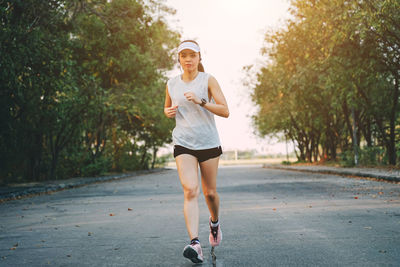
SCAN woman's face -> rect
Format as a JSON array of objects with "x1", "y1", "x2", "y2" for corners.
[{"x1": 179, "y1": 49, "x2": 200, "y2": 72}]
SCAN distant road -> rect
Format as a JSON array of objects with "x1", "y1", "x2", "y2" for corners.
[
  {"x1": 166, "y1": 158, "x2": 297, "y2": 167},
  {"x1": 1, "y1": 166, "x2": 399, "y2": 266}
]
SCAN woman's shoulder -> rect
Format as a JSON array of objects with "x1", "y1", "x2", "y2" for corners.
[
  {"x1": 167, "y1": 74, "x2": 180, "y2": 87},
  {"x1": 200, "y1": 71, "x2": 213, "y2": 81},
  {"x1": 201, "y1": 72, "x2": 217, "y2": 84},
  {"x1": 168, "y1": 74, "x2": 181, "y2": 82}
]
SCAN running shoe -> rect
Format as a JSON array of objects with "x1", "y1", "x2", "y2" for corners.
[
  {"x1": 183, "y1": 242, "x2": 203, "y2": 263},
  {"x1": 209, "y1": 217, "x2": 222, "y2": 247}
]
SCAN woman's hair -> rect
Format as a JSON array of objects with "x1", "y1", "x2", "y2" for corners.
[{"x1": 179, "y1": 40, "x2": 205, "y2": 72}]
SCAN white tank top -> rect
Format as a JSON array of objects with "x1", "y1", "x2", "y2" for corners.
[{"x1": 167, "y1": 72, "x2": 221, "y2": 150}]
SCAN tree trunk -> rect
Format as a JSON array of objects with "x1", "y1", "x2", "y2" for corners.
[
  {"x1": 290, "y1": 137, "x2": 300, "y2": 161},
  {"x1": 49, "y1": 150, "x2": 59, "y2": 180},
  {"x1": 297, "y1": 141, "x2": 306, "y2": 161},
  {"x1": 362, "y1": 116, "x2": 373, "y2": 147},
  {"x1": 27, "y1": 153, "x2": 41, "y2": 181},
  {"x1": 352, "y1": 108, "x2": 359, "y2": 166},
  {"x1": 151, "y1": 146, "x2": 158, "y2": 169},
  {"x1": 330, "y1": 138, "x2": 337, "y2": 160},
  {"x1": 140, "y1": 144, "x2": 149, "y2": 170},
  {"x1": 342, "y1": 102, "x2": 353, "y2": 150},
  {"x1": 306, "y1": 141, "x2": 312, "y2": 162},
  {"x1": 112, "y1": 127, "x2": 119, "y2": 170},
  {"x1": 388, "y1": 77, "x2": 399, "y2": 165},
  {"x1": 311, "y1": 134, "x2": 320, "y2": 162},
  {"x1": 27, "y1": 133, "x2": 43, "y2": 181},
  {"x1": 313, "y1": 143, "x2": 319, "y2": 162}
]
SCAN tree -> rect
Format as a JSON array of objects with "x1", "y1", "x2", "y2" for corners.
[
  {"x1": 0, "y1": 0, "x2": 81, "y2": 181},
  {"x1": 249, "y1": 0, "x2": 399, "y2": 165},
  {"x1": 70, "y1": 0, "x2": 179, "y2": 171},
  {"x1": 1, "y1": 0, "x2": 180, "y2": 183}
]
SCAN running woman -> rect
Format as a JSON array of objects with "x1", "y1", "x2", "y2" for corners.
[{"x1": 164, "y1": 40, "x2": 229, "y2": 263}]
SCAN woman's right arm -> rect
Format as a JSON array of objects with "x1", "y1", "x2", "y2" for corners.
[{"x1": 164, "y1": 85, "x2": 178, "y2": 118}]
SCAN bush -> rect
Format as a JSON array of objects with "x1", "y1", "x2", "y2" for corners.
[
  {"x1": 155, "y1": 153, "x2": 173, "y2": 168},
  {"x1": 340, "y1": 146, "x2": 386, "y2": 167},
  {"x1": 80, "y1": 157, "x2": 112, "y2": 177},
  {"x1": 359, "y1": 146, "x2": 385, "y2": 166},
  {"x1": 339, "y1": 150, "x2": 356, "y2": 167}
]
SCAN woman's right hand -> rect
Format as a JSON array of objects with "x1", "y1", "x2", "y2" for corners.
[{"x1": 164, "y1": 105, "x2": 178, "y2": 118}]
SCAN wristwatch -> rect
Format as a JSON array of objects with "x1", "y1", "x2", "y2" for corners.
[{"x1": 200, "y1": 98, "x2": 207, "y2": 107}]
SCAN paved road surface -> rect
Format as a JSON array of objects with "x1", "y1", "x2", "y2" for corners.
[{"x1": 1, "y1": 166, "x2": 400, "y2": 266}]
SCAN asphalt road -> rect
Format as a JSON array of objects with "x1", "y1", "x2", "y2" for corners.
[{"x1": 1, "y1": 166, "x2": 400, "y2": 266}]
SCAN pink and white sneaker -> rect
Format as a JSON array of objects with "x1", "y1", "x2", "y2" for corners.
[
  {"x1": 209, "y1": 217, "x2": 222, "y2": 247},
  {"x1": 183, "y1": 242, "x2": 203, "y2": 263}
]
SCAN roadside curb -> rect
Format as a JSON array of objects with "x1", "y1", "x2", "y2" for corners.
[
  {"x1": 263, "y1": 164, "x2": 400, "y2": 183},
  {"x1": 0, "y1": 168, "x2": 169, "y2": 203}
]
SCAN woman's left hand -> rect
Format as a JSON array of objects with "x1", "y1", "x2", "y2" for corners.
[{"x1": 184, "y1": 92, "x2": 201, "y2": 105}]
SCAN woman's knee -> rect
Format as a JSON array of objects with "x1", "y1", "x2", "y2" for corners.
[
  {"x1": 183, "y1": 186, "x2": 199, "y2": 200},
  {"x1": 204, "y1": 190, "x2": 218, "y2": 201}
]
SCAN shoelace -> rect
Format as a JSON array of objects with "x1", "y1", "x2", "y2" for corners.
[{"x1": 210, "y1": 225, "x2": 218, "y2": 241}]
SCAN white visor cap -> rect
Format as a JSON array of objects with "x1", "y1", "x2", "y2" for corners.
[{"x1": 177, "y1": 41, "x2": 200, "y2": 53}]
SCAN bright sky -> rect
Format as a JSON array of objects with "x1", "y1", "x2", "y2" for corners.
[{"x1": 164, "y1": 0, "x2": 292, "y2": 154}]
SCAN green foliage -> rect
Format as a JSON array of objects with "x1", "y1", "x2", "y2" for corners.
[
  {"x1": 154, "y1": 153, "x2": 172, "y2": 168},
  {"x1": 249, "y1": 0, "x2": 400, "y2": 166},
  {"x1": 339, "y1": 150, "x2": 356, "y2": 167},
  {"x1": 80, "y1": 156, "x2": 112, "y2": 177},
  {"x1": 340, "y1": 146, "x2": 385, "y2": 167},
  {"x1": 1, "y1": 0, "x2": 180, "y2": 183},
  {"x1": 359, "y1": 147, "x2": 385, "y2": 166}
]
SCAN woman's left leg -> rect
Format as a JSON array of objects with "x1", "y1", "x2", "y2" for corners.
[
  {"x1": 200, "y1": 156, "x2": 222, "y2": 247},
  {"x1": 199, "y1": 157, "x2": 220, "y2": 222}
]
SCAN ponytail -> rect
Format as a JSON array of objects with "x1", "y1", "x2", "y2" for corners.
[{"x1": 198, "y1": 61, "x2": 205, "y2": 72}]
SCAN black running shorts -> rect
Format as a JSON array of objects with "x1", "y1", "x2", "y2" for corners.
[{"x1": 173, "y1": 145, "x2": 223, "y2": 163}]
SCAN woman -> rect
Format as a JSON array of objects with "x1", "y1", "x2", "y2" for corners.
[{"x1": 164, "y1": 40, "x2": 229, "y2": 263}]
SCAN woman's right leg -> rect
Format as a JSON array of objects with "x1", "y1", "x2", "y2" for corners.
[{"x1": 175, "y1": 154, "x2": 200, "y2": 240}]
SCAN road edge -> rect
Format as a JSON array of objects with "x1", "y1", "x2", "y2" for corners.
[
  {"x1": 263, "y1": 164, "x2": 400, "y2": 183},
  {"x1": 0, "y1": 168, "x2": 170, "y2": 203}
]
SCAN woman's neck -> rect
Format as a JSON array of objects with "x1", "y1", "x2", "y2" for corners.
[{"x1": 181, "y1": 70, "x2": 199, "y2": 82}]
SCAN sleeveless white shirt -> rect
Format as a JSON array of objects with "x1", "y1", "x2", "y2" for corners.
[{"x1": 167, "y1": 72, "x2": 221, "y2": 150}]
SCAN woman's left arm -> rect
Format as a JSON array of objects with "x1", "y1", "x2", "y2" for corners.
[
  {"x1": 204, "y1": 76, "x2": 229, "y2": 118},
  {"x1": 183, "y1": 75, "x2": 229, "y2": 118}
]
